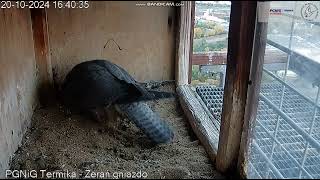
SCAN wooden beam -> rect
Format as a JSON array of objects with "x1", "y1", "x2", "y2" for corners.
[
  {"x1": 216, "y1": 1, "x2": 257, "y2": 173},
  {"x1": 30, "y1": 8, "x2": 53, "y2": 106},
  {"x1": 238, "y1": 2, "x2": 270, "y2": 178},
  {"x1": 177, "y1": 85, "x2": 220, "y2": 163},
  {"x1": 188, "y1": 1, "x2": 195, "y2": 84},
  {"x1": 192, "y1": 53, "x2": 228, "y2": 65},
  {"x1": 175, "y1": 1, "x2": 193, "y2": 86},
  {"x1": 191, "y1": 50, "x2": 287, "y2": 66}
]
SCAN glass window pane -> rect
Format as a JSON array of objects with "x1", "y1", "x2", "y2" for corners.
[
  {"x1": 192, "y1": 1, "x2": 231, "y2": 124},
  {"x1": 247, "y1": 1, "x2": 320, "y2": 179},
  {"x1": 191, "y1": 1, "x2": 231, "y2": 87}
]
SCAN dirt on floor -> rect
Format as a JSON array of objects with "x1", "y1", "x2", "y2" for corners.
[{"x1": 9, "y1": 83, "x2": 224, "y2": 179}]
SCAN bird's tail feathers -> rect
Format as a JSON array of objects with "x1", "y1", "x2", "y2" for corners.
[
  {"x1": 140, "y1": 90, "x2": 176, "y2": 101},
  {"x1": 115, "y1": 102, "x2": 174, "y2": 144},
  {"x1": 149, "y1": 90, "x2": 176, "y2": 99}
]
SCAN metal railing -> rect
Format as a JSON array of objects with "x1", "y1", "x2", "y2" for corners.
[
  {"x1": 195, "y1": 79, "x2": 320, "y2": 178},
  {"x1": 192, "y1": 2, "x2": 320, "y2": 178}
]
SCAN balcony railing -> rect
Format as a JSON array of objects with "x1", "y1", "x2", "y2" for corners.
[{"x1": 192, "y1": 49, "x2": 288, "y2": 65}]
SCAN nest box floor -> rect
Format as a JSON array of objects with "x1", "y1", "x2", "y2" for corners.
[{"x1": 9, "y1": 84, "x2": 224, "y2": 179}]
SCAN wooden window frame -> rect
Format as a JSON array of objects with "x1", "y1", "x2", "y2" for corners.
[
  {"x1": 215, "y1": 1, "x2": 258, "y2": 173},
  {"x1": 175, "y1": 1, "x2": 270, "y2": 178},
  {"x1": 30, "y1": 8, "x2": 54, "y2": 106},
  {"x1": 175, "y1": 1, "x2": 194, "y2": 86}
]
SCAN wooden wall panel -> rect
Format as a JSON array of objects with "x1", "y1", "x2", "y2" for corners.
[
  {"x1": 0, "y1": 9, "x2": 38, "y2": 177},
  {"x1": 47, "y1": 1, "x2": 177, "y2": 85}
]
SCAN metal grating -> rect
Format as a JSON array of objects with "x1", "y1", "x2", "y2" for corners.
[{"x1": 195, "y1": 82, "x2": 320, "y2": 179}]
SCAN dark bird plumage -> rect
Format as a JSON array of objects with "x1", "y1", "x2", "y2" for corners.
[{"x1": 60, "y1": 59, "x2": 174, "y2": 144}]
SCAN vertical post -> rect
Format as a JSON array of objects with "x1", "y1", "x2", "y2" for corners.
[
  {"x1": 30, "y1": 8, "x2": 53, "y2": 106},
  {"x1": 188, "y1": 1, "x2": 195, "y2": 84},
  {"x1": 216, "y1": 1, "x2": 257, "y2": 173},
  {"x1": 237, "y1": 1, "x2": 270, "y2": 178},
  {"x1": 175, "y1": 1, "x2": 193, "y2": 86}
]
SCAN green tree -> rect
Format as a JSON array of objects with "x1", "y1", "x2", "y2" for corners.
[
  {"x1": 207, "y1": 21, "x2": 217, "y2": 29},
  {"x1": 193, "y1": 39, "x2": 208, "y2": 53},
  {"x1": 207, "y1": 29, "x2": 217, "y2": 37},
  {"x1": 194, "y1": 27, "x2": 205, "y2": 39},
  {"x1": 214, "y1": 25, "x2": 225, "y2": 35}
]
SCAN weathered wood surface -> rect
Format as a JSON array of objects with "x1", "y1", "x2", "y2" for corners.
[
  {"x1": 238, "y1": 2, "x2": 270, "y2": 178},
  {"x1": 175, "y1": 1, "x2": 193, "y2": 86},
  {"x1": 30, "y1": 8, "x2": 54, "y2": 106},
  {"x1": 0, "y1": 8, "x2": 38, "y2": 178},
  {"x1": 191, "y1": 50, "x2": 287, "y2": 66},
  {"x1": 188, "y1": 1, "x2": 195, "y2": 84},
  {"x1": 177, "y1": 85, "x2": 220, "y2": 163},
  {"x1": 216, "y1": 1, "x2": 257, "y2": 173},
  {"x1": 47, "y1": 1, "x2": 176, "y2": 84}
]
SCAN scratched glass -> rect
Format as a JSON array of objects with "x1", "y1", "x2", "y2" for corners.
[
  {"x1": 246, "y1": 1, "x2": 320, "y2": 179},
  {"x1": 191, "y1": 1, "x2": 231, "y2": 88},
  {"x1": 191, "y1": 1, "x2": 231, "y2": 126}
]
